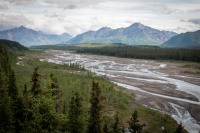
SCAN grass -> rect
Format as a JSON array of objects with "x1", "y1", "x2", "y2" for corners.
[{"x1": 13, "y1": 50, "x2": 181, "y2": 132}]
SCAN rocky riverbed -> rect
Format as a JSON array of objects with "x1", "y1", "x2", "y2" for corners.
[{"x1": 40, "y1": 50, "x2": 200, "y2": 133}]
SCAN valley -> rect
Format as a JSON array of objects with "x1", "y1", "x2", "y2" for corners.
[{"x1": 40, "y1": 50, "x2": 200, "y2": 133}]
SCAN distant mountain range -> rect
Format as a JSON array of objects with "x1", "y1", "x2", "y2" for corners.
[
  {"x1": 67, "y1": 23, "x2": 177, "y2": 45},
  {"x1": 162, "y1": 30, "x2": 200, "y2": 48},
  {"x1": 1, "y1": 23, "x2": 199, "y2": 48},
  {"x1": 0, "y1": 26, "x2": 72, "y2": 47}
]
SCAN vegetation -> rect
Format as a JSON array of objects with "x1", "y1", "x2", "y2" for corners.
[
  {"x1": 0, "y1": 39, "x2": 28, "y2": 51},
  {"x1": 0, "y1": 44, "x2": 186, "y2": 133},
  {"x1": 128, "y1": 110, "x2": 145, "y2": 133},
  {"x1": 32, "y1": 44, "x2": 200, "y2": 62},
  {"x1": 75, "y1": 45, "x2": 200, "y2": 63},
  {"x1": 88, "y1": 81, "x2": 103, "y2": 133}
]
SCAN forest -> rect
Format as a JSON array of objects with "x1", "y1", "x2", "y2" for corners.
[
  {"x1": 32, "y1": 44, "x2": 200, "y2": 63},
  {"x1": 0, "y1": 41, "x2": 186, "y2": 133}
]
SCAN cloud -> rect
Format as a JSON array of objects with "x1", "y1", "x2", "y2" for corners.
[
  {"x1": 188, "y1": 18, "x2": 200, "y2": 25},
  {"x1": 0, "y1": 2, "x2": 8, "y2": 10},
  {"x1": 0, "y1": 14, "x2": 32, "y2": 31},
  {"x1": 0, "y1": 0, "x2": 200, "y2": 35},
  {"x1": 5, "y1": 0, "x2": 37, "y2": 5}
]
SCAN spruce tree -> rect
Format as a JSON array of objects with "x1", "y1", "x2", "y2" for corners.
[
  {"x1": 23, "y1": 83, "x2": 28, "y2": 96},
  {"x1": 8, "y1": 70, "x2": 24, "y2": 132},
  {"x1": 88, "y1": 80, "x2": 103, "y2": 133},
  {"x1": 103, "y1": 123, "x2": 108, "y2": 133},
  {"x1": 0, "y1": 70, "x2": 13, "y2": 132},
  {"x1": 31, "y1": 67, "x2": 41, "y2": 96},
  {"x1": 68, "y1": 92, "x2": 83, "y2": 133},
  {"x1": 174, "y1": 123, "x2": 184, "y2": 133},
  {"x1": 113, "y1": 113, "x2": 120, "y2": 133},
  {"x1": 128, "y1": 110, "x2": 145, "y2": 133},
  {"x1": 8, "y1": 70, "x2": 18, "y2": 100},
  {"x1": 49, "y1": 72, "x2": 61, "y2": 113}
]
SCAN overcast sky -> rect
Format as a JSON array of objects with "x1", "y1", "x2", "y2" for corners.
[{"x1": 0, "y1": 0, "x2": 200, "y2": 36}]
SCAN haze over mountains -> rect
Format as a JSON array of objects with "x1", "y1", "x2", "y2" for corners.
[
  {"x1": 68, "y1": 23, "x2": 177, "y2": 45},
  {"x1": 0, "y1": 26, "x2": 72, "y2": 47},
  {"x1": 0, "y1": 23, "x2": 200, "y2": 48}
]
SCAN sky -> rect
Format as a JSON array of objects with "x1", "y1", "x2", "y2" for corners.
[{"x1": 0, "y1": 0, "x2": 200, "y2": 36}]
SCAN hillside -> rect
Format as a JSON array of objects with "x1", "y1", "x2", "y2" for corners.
[
  {"x1": 163, "y1": 30, "x2": 200, "y2": 48},
  {"x1": 67, "y1": 23, "x2": 177, "y2": 45},
  {"x1": 0, "y1": 26, "x2": 72, "y2": 47},
  {"x1": 0, "y1": 39, "x2": 28, "y2": 50}
]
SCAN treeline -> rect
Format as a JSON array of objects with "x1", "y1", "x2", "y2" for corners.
[
  {"x1": 31, "y1": 44, "x2": 200, "y2": 62},
  {"x1": 76, "y1": 45, "x2": 200, "y2": 62},
  {"x1": 0, "y1": 39, "x2": 28, "y2": 51}
]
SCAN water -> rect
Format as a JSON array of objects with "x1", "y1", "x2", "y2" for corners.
[{"x1": 40, "y1": 50, "x2": 200, "y2": 132}]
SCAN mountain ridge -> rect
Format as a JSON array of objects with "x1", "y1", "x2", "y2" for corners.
[
  {"x1": 0, "y1": 26, "x2": 72, "y2": 47},
  {"x1": 67, "y1": 23, "x2": 177, "y2": 45},
  {"x1": 162, "y1": 30, "x2": 200, "y2": 48}
]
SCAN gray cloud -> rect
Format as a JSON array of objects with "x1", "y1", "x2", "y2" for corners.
[
  {"x1": 188, "y1": 18, "x2": 200, "y2": 25},
  {"x1": 0, "y1": 3, "x2": 8, "y2": 10},
  {"x1": 0, "y1": 14, "x2": 32, "y2": 31},
  {"x1": 5, "y1": 0, "x2": 37, "y2": 5},
  {"x1": 0, "y1": 0, "x2": 200, "y2": 35}
]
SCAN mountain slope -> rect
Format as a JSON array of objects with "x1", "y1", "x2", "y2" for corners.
[
  {"x1": 0, "y1": 39, "x2": 28, "y2": 50},
  {"x1": 68, "y1": 23, "x2": 177, "y2": 45},
  {"x1": 163, "y1": 30, "x2": 200, "y2": 48},
  {"x1": 0, "y1": 26, "x2": 72, "y2": 47}
]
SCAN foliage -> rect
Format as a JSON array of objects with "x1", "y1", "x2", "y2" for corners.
[
  {"x1": 2, "y1": 49, "x2": 186, "y2": 133},
  {"x1": 128, "y1": 110, "x2": 145, "y2": 133},
  {"x1": 112, "y1": 113, "x2": 121, "y2": 133},
  {"x1": 67, "y1": 92, "x2": 83, "y2": 133},
  {"x1": 174, "y1": 123, "x2": 185, "y2": 133},
  {"x1": 0, "y1": 39, "x2": 28, "y2": 51},
  {"x1": 0, "y1": 70, "x2": 13, "y2": 132},
  {"x1": 31, "y1": 67, "x2": 41, "y2": 96},
  {"x1": 88, "y1": 80, "x2": 103, "y2": 133},
  {"x1": 31, "y1": 44, "x2": 200, "y2": 62}
]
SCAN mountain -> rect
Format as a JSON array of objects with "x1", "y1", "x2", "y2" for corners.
[
  {"x1": 67, "y1": 23, "x2": 177, "y2": 45},
  {"x1": 0, "y1": 26, "x2": 72, "y2": 47},
  {"x1": 162, "y1": 30, "x2": 200, "y2": 48},
  {"x1": 0, "y1": 39, "x2": 28, "y2": 50}
]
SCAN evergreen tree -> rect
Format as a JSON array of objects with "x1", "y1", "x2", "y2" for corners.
[
  {"x1": 49, "y1": 72, "x2": 61, "y2": 113},
  {"x1": 103, "y1": 123, "x2": 108, "y2": 133},
  {"x1": 128, "y1": 110, "x2": 145, "y2": 133},
  {"x1": 31, "y1": 67, "x2": 41, "y2": 96},
  {"x1": 174, "y1": 123, "x2": 184, "y2": 133},
  {"x1": 14, "y1": 97, "x2": 25, "y2": 133},
  {"x1": 8, "y1": 70, "x2": 24, "y2": 132},
  {"x1": 8, "y1": 70, "x2": 18, "y2": 100},
  {"x1": 88, "y1": 80, "x2": 103, "y2": 133},
  {"x1": 23, "y1": 83, "x2": 28, "y2": 96},
  {"x1": 0, "y1": 70, "x2": 13, "y2": 132},
  {"x1": 113, "y1": 113, "x2": 120, "y2": 133},
  {"x1": 68, "y1": 92, "x2": 83, "y2": 133}
]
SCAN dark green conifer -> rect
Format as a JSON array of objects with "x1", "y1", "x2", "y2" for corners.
[
  {"x1": 0, "y1": 70, "x2": 13, "y2": 132},
  {"x1": 113, "y1": 113, "x2": 120, "y2": 133},
  {"x1": 103, "y1": 123, "x2": 108, "y2": 133},
  {"x1": 174, "y1": 123, "x2": 184, "y2": 133},
  {"x1": 23, "y1": 83, "x2": 28, "y2": 96},
  {"x1": 68, "y1": 92, "x2": 83, "y2": 133},
  {"x1": 128, "y1": 110, "x2": 145, "y2": 133},
  {"x1": 49, "y1": 72, "x2": 61, "y2": 113},
  {"x1": 8, "y1": 70, "x2": 18, "y2": 100},
  {"x1": 31, "y1": 67, "x2": 41, "y2": 96},
  {"x1": 88, "y1": 80, "x2": 103, "y2": 133}
]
